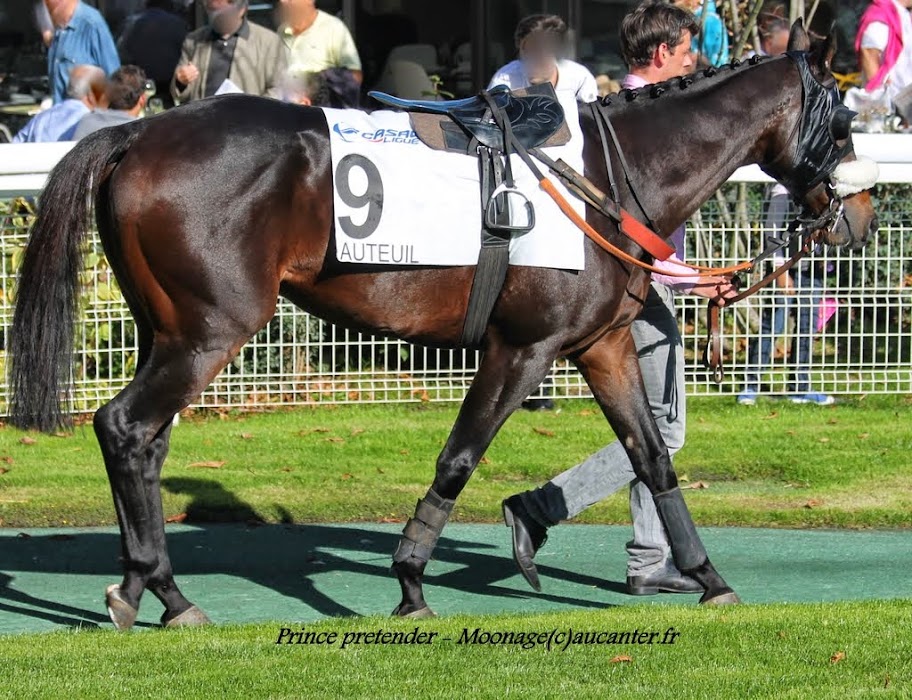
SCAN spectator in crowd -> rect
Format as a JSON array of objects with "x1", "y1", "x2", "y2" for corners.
[
  {"x1": 676, "y1": 0, "x2": 729, "y2": 67},
  {"x1": 13, "y1": 64, "x2": 106, "y2": 142},
  {"x1": 278, "y1": 0, "x2": 363, "y2": 84},
  {"x1": 856, "y1": 0, "x2": 912, "y2": 104},
  {"x1": 489, "y1": 13, "x2": 598, "y2": 103},
  {"x1": 737, "y1": 193, "x2": 836, "y2": 407},
  {"x1": 757, "y1": 14, "x2": 791, "y2": 57},
  {"x1": 489, "y1": 13, "x2": 597, "y2": 410},
  {"x1": 44, "y1": 0, "x2": 121, "y2": 103},
  {"x1": 171, "y1": 0, "x2": 287, "y2": 103},
  {"x1": 118, "y1": 0, "x2": 187, "y2": 108},
  {"x1": 72, "y1": 65, "x2": 147, "y2": 138},
  {"x1": 501, "y1": 0, "x2": 738, "y2": 598}
]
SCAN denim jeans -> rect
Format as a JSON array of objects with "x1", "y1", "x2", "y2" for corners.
[{"x1": 744, "y1": 270, "x2": 822, "y2": 394}]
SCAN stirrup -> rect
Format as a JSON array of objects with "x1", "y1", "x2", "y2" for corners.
[{"x1": 484, "y1": 183, "x2": 535, "y2": 234}]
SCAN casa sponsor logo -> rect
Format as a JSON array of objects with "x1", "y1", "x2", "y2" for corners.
[{"x1": 333, "y1": 122, "x2": 419, "y2": 145}]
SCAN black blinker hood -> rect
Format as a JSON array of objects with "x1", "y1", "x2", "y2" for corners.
[{"x1": 781, "y1": 51, "x2": 855, "y2": 197}]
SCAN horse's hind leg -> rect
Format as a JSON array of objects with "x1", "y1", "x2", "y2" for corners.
[
  {"x1": 95, "y1": 333, "x2": 253, "y2": 629},
  {"x1": 575, "y1": 329, "x2": 738, "y2": 605},
  {"x1": 392, "y1": 337, "x2": 560, "y2": 617}
]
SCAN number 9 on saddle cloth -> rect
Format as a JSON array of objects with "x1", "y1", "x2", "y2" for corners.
[{"x1": 369, "y1": 84, "x2": 572, "y2": 345}]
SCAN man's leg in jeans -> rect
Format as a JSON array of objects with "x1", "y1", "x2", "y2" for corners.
[
  {"x1": 744, "y1": 296, "x2": 784, "y2": 395},
  {"x1": 744, "y1": 190, "x2": 794, "y2": 395},
  {"x1": 789, "y1": 269, "x2": 823, "y2": 395},
  {"x1": 519, "y1": 283, "x2": 689, "y2": 581}
]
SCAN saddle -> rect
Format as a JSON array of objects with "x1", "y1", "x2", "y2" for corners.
[
  {"x1": 367, "y1": 84, "x2": 574, "y2": 347},
  {"x1": 370, "y1": 84, "x2": 571, "y2": 153}
]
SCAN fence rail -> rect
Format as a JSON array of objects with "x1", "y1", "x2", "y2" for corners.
[{"x1": 0, "y1": 135, "x2": 909, "y2": 411}]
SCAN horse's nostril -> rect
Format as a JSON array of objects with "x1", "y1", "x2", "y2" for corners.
[{"x1": 869, "y1": 217, "x2": 880, "y2": 237}]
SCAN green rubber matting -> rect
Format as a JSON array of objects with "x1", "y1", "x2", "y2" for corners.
[{"x1": 0, "y1": 523, "x2": 909, "y2": 634}]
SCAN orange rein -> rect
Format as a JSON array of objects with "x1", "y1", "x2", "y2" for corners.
[{"x1": 538, "y1": 178, "x2": 753, "y2": 278}]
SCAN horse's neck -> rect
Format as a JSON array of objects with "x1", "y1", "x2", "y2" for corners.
[{"x1": 614, "y1": 64, "x2": 794, "y2": 237}]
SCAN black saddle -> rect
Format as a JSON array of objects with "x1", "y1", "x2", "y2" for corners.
[{"x1": 369, "y1": 84, "x2": 567, "y2": 152}]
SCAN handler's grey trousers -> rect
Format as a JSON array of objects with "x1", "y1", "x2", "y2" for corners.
[{"x1": 520, "y1": 282, "x2": 685, "y2": 577}]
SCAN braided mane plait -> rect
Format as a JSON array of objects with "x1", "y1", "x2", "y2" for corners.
[{"x1": 599, "y1": 54, "x2": 772, "y2": 108}]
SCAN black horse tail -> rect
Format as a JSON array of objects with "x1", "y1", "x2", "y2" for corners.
[{"x1": 9, "y1": 123, "x2": 143, "y2": 432}]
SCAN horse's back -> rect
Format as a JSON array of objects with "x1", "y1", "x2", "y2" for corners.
[{"x1": 99, "y1": 96, "x2": 333, "y2": 338}]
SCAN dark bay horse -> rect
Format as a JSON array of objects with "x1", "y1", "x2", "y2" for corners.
[{"x1": 9, "y1": 25, "x2": 876, "y2": 628}]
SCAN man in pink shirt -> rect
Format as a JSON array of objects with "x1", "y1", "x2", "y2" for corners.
[{"x1": 503, "y1": 0, "x2": 737, "y2": 596}]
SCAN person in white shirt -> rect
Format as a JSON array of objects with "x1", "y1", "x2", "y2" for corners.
[
  {"x1": 488, "y1": 14, "x2": 598, "y2": 103},
  {"x1": 278, "y1": 0, "x2": 362, "y2": 84},
  {"x1": 488, "y1": 14, "x2": 597, "y2": 411}
]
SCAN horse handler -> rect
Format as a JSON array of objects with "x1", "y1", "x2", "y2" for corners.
[{"x1": 503, "y1": 1, "x2": 739, "y2": 596}]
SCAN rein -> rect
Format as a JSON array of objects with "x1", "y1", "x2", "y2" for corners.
[{"x1": 702, "y1": 199, "x2": 843, "y2": 383}]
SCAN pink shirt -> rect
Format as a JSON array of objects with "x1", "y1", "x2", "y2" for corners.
[{"x1": 621, "y1": 74, "x2": 698, "y2": 293}]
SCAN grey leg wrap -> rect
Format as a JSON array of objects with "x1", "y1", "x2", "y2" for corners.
[
  {"x1": 392, "y1": 489, "x2": 455, "y2": 565},
  {"x1": 653, "y1": 487, "x2": 708, "y2": 572}
]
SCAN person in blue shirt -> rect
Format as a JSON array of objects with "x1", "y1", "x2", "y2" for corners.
[
  {"x1": 677, "y1": 0, "x2": 730, "y2": 67},
  {"x1": 45, "y1": 0, "x2": 121, "y2": 103},
  {"x1": 12, "y1": 64, "x2": 106, "y2": 142}
]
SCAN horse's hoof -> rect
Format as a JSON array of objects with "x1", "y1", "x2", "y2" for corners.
[
  {"x1": 105, "y1": 584, "x2": 138, "y2": 631},
  {"x1": 391, "y1": 603, "x2": 436, "y2": 619},
  {"x1": 162, "y1": 605, "x2": 212, "y2": 628},
  {"x1": 700, "y1": 590, "x2": 741, "y2": 606}
]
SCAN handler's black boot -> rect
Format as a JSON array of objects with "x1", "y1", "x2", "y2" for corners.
[
  {"x1": 626, "y1": 562, "x2": 704, "y2": 596},
  {"x1": 502, "y1": 495, "x2": 548, "y2": 592}
]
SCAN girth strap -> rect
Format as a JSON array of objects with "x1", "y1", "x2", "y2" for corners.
[
  {"x1": 460, "y1": 93, "x2": 529, "y2": 348},
  {"x1": 460, "y1": 147, "x2": 512, "y2": 347},
  {"x1": 393, "y1": 489, "x2": 455, "y2": 565}
]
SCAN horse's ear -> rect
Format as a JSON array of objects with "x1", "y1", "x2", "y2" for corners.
[{"x1": 787, "y1": 18, "x2": 811, "y2": 52}]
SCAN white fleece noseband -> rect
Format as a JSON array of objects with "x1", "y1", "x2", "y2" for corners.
[{"x1": 830, "y1": 156, "x2": 880, "y2": 197}]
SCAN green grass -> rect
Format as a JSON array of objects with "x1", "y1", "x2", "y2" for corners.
[
  {"x1": 0, "y1": 396, "x2": 910, "y2": 529},
  {"x1": 0, "y1": 601, "x2": 909, "y2": 698}
]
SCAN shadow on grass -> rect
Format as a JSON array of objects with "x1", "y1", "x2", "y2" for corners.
[{"x1": 0, "y1": 477, "x2": 621, "y2": 628}]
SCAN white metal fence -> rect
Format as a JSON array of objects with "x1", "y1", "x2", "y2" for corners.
[{"x1": 0, "y1": 136, "x2": 909, "y2": 412}]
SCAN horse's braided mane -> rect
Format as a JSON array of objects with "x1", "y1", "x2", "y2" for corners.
[{"x1": 598, "y1": 53, "x2": 776, "y2": 109}]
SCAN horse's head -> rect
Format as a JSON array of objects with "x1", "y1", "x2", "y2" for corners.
[{"x1": 761, "y1": 20, "x2": 878, "y2": 251}]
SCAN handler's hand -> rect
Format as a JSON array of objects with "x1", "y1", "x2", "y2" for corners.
[
  {"x1": 175, "y1": 63, "x2": 200, "y2": 86},
  {"x1": 691, "y1": 275, "x2": 739, "y2": 307}
]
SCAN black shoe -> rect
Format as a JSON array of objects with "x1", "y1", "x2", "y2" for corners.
[
  {"x1": 626, "y1": 564, "x2": 704, "y2": 596},
  {"x1": 502, "y1": 495, "x2": 548, "y2": 592},
  {"x1": 521, "y1": 398, "x2": 555, "y2": 411}
]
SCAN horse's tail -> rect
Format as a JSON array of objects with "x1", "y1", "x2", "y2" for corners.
[{"x1": 9, "y1": 124, "x2": 143, "y2": 432}]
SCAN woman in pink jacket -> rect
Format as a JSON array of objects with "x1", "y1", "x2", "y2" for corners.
[{"x1": 856, "y1": 0, "x2": 912, "y2": 102}]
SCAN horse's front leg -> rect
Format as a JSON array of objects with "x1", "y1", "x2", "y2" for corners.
[
  {"x1": 391, "y1": 336, "x2": 559, "y2": 618},
  {"x1": 575, "y1": 329, "x2": 739, "y2": 605}
]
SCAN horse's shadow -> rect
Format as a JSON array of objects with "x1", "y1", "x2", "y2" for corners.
[{"x1": 0, "y1": 478, "x2": 626, "y2": 628}]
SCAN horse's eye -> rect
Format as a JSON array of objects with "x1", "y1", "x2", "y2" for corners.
[{"x1": 830, "y1": 107, "x2": 857, "y2": 142}]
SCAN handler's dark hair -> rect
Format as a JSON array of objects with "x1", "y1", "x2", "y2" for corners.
[
  {"x1": 514, "y1": 14, "x2": 568, "y2": 50},
  {"x1": 620, "y1": 1, "x2": 700, "y2": 68},
  {"x1": 106, "y1": 65, "x2": 147, "y2": 110}
]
